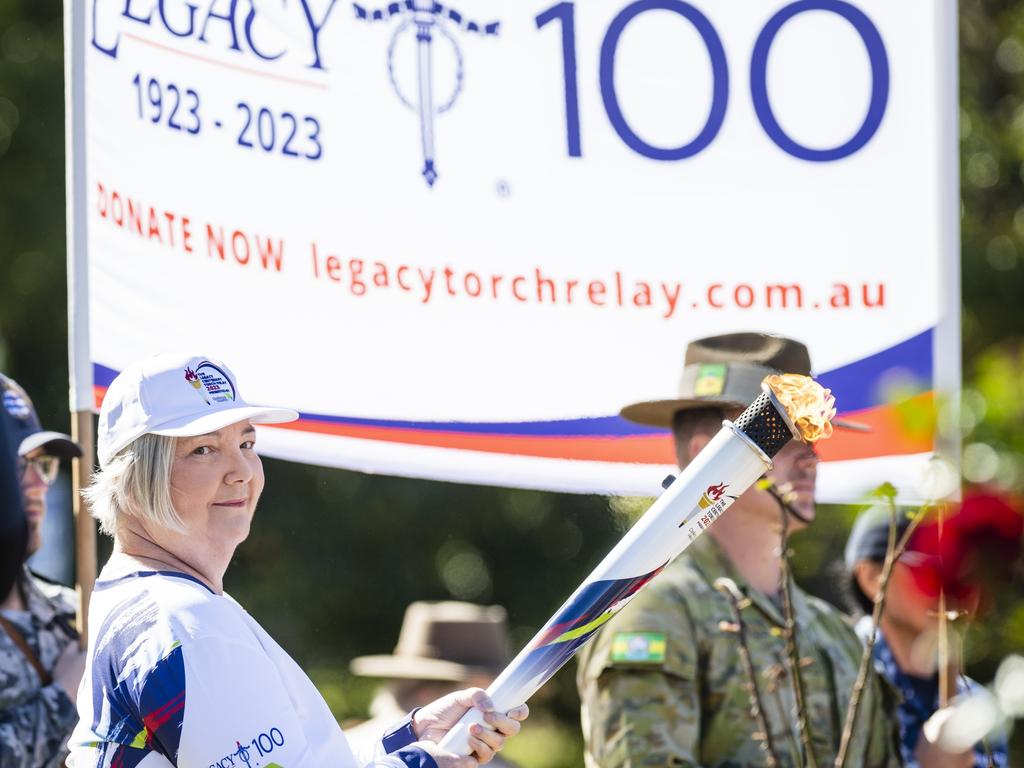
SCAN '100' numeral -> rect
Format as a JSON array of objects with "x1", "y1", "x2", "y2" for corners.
[
  {"x1": 535, "y1": 0, "x2": 889, "y2": 163},
  {"x1": 250, "y1": 726, "x2": 285, "y2": 756}
]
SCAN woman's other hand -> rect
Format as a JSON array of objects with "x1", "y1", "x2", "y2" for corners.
[{"x1": 413, "y1": 688, "x2": 529, "y2": 764}]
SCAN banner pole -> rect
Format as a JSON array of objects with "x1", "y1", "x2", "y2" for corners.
[
  {"x1": 65, "y1": 0, "x2": 95, "y2": 643},
  {"x1": 70, "y1": 414, "x2": 95, "y2": 644}
]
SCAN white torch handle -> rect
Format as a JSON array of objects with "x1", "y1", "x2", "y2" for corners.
[
  {"x1": 435, "y1": 707, "x2": 487, "y2": 757},
  {"x1": 439, "y1": 421, "x2": 774, "y2": 756}
]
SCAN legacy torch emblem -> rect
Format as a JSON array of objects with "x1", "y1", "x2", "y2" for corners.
[
  {"x1": 679, "y1": 482, "x2": 738, "y2": 529},
  {"x1": 699, "y1": 483, "x2": 729, "y2": 508},
  {"x1": 353, "y1": 0, "x2": 499, "y2": 187}
]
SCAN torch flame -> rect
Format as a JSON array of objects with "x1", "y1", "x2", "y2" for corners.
[
  {"x1": 763, "y1": 374, "x2": 836, "y2": 443},
  {"x1": 184, "y1": 367, "x2": 197, "y2": 382}
]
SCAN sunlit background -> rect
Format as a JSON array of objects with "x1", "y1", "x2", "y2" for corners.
[{"x1": 3, "y1": 0, "x2": 1023, "y2": 764}]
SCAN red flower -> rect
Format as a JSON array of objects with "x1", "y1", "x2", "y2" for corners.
[{"x1": 903, "y1": 492, "x2": 1023, "y2": 611}]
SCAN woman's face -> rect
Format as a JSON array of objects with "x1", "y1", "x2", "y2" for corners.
[{"x1": 168, "y1": 420, "x2": 264, "y2": 558}]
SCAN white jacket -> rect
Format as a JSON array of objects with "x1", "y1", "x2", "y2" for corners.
[{"x1": 67, "y1": 566, "x2": 433, "y2": 768}]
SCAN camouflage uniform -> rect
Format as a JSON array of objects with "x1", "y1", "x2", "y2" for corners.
[
  {"x1": 577, "y1": 537, "x2": 900, "y2": 767},
  {"x1": 0, "y1": 567, "x2": 79, "y2": 768}
]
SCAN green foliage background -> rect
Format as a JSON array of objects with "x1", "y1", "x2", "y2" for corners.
[{"x1": 1, "y1": 1, "x2": 1022, "y2": 764}]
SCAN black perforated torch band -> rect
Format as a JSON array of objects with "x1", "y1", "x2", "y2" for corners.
[{"x1": 733, "y1": 390, "x2": 800, "y2": 459}]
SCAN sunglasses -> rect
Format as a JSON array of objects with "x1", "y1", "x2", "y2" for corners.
[{"x1": 18, "y1": 454, "x2": 60, "y2": 486}]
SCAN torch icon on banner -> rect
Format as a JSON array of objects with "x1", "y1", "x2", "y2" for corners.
[
  {"x1": 439, "y1": 374, "x2": 837, "y2": 756},
  {"x1": 353, "y1": 0, "x2": 500, "y2": 187}
]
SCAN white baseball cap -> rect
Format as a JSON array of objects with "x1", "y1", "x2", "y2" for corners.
[{"x1": 97, "y1": 353, "x2": 298, "y2": 466}]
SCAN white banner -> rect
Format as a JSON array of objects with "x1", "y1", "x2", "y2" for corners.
[{"x1": 71, "y1": 0, "x2": 959, "y2": 501}]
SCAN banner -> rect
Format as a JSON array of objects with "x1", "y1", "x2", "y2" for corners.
[{"x1": 70, "y1": 0, "x2": 959, "y2": 501}]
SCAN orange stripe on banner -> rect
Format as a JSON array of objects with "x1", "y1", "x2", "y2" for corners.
[
  {"x1": 816, "y1": 392, "x2": 935, "y2": 463},
  {"x1": 274, "y1": 419, "x2": 678, "y2": 463},
  {"x1": 93, "y1": 386, "x2": 935, "y2": 464}
]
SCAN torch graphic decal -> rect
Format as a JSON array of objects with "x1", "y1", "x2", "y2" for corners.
[
  {"x1": 439, "y1": 376, "x2": 836, "y2": 756},
  {"x1": 705, "y1": 482, "x2": 728, "y2": 501},
  {"x1": 184, "y1": 367, "x2": 210, "y2": 405}
]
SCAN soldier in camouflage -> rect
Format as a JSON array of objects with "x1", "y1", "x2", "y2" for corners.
[
  {"x1": 1, "y1": 374, "x2": 85, "y2": 768},
  {"x1": 577, "y1": 334, "x2": 900, "y2": 767}
]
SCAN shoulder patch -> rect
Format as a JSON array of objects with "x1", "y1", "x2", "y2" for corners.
[{"x1": 610, "y1": 632, "x2": 666, "y2": 664}]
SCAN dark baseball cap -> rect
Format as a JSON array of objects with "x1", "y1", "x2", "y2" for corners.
[
  {"x1": 0, "y1": 374, "x2": 82, "y2": 459},
  {"x1": 844, "y1": 504, "x2": 916, "y2": 569}
]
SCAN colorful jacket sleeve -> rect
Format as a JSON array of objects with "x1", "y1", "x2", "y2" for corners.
[{"x1": 72, "y1": 631, "x2": 437, "y2": 768}]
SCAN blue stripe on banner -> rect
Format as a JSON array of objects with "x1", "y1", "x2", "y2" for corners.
[
  {"x1": 816, "y1": 328, "x2": 932, "y2": 414},
  {"x1": 284, "y1": 413, "x2": 657, "y2": 437},
  {"x1": 92, "y1": 328, "x2": 933, "y2": 439},
  {"x1": 94, "y1": 362, "x2": 119, "y2": 387},
  {"x1": 91, "y1": 362, "x2": 658, "y2": 437}
]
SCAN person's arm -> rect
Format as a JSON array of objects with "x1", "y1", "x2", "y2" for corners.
[{"x1": 577, "y1": 590, "x2": 704, "y2": 767}]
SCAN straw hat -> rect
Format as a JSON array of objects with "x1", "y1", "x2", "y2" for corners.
[
  {"x1": 621, "y1": 333, "x2": 812, "y2": 428},
  {"x1": 350, "y1": 601, "x2": 511, "y2": 682}
]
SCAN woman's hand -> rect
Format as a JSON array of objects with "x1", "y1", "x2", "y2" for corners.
[{"x1": 412, "y1": 687, "x2": 529, "y2": 764}]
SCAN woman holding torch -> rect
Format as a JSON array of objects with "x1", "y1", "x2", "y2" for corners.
[{"x1": 66, "y1": 353, "x2": 527, "y2": 768}]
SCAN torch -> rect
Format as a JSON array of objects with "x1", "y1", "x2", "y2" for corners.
[{"x1": 438, "y1": 374, "x2": 837, "y2": 755}]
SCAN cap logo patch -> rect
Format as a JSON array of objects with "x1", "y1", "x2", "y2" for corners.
[
  {"x1": 184, "y1": 362, "x2": 236, "y2": 405},
  {"x1": 694, "y1": 363, "x2": 727, "y2": 397},
  {"x1": 3, "y1": 389, "x2": 31, "y2": 420}
]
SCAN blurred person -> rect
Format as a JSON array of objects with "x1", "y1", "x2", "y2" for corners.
[
  {"x1": 67, "y1": 353, "x2": 528, "y2": 768},
  {"x1": 347, "y1": 601, "x2": 518, "y2": 768},
  {"x1": 0, "y1": 373, "x2": 86, "y2": 768},
  {"x1": 577, "y1": 333, "x2": 899, "y2": 767},
  {"x1": 0, "y1": 380, "x2": 27, "y2": 602},
  {"x1": 846, "y1": 499, "x2": 1017, "y2": 767}
]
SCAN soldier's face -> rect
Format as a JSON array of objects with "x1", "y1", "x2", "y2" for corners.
[
  {"x1": 678, "y1": 420, "x2": 817, "y2": 529},
  {"x1": 764, "y1": 440, "x2": 818, "y2": 528}
]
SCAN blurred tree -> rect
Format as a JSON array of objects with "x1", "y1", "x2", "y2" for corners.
[
  {"x1": 0, "y1": 0, "x2": 68, "y2": 427},
  {"x1": 960, "y1": 0, "x2": 1024, "y2": 357}
]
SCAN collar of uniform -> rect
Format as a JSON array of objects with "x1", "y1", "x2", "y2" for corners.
[{"x1": 687, "y1": 535, "x2": 814, "y2": 629}]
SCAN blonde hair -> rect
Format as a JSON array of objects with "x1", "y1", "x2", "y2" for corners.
[{"x1": 84, "y1": 433, "x2": 183, "y2": 537}]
